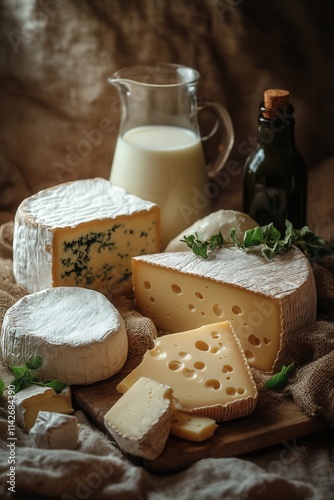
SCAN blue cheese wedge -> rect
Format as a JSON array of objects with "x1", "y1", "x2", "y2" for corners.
[{"x1": 13, "y1": 177, "x2": 160, "y2": 294}]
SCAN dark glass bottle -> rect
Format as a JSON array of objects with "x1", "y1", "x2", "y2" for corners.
[{"x1": 243, "y1": 89, "x2": 307, "y2": 235}]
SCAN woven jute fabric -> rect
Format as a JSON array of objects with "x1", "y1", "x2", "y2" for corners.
[{"x1": 0, "y1": 221, "x2": 333, "y2": 425}]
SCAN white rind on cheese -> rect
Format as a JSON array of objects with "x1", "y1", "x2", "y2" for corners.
[
  {"x1": 29, "y1": 411, "x2": 79, "y2": 449},
  {"x1": 1, "y1": 287, "x2": 128, "y2": 385},
  {"x1": 117, "y1": 322, "x2": 258, "y2": 422},
  {"x1": 13, "y1": 177, "x2": 160, "y2": 294},
  {"x1": 165, "y1": 209, "x2": 258, "y2": 252},
  {"x1": 104, "y1": 377, "x2": 173, "y2": 460},
  {"x1": 132, "y1": 246, "x2": 317, "y2": 372},
  {"x1": 13, "y1": 385, "x2": 74, "y2": 431}
]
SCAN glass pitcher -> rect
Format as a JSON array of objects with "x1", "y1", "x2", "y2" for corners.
[{"x1": 108, "y1": 63, "x2": 234, "y2": 248}]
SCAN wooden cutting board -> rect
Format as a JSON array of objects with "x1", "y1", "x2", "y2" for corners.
[{"x1": 72, "y1": 369, "x2": 329, "y2": 474}]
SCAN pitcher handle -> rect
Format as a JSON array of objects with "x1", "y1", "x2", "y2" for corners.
[{"x1": 198, "y1": 101, "x2": 234, "y2": 179}]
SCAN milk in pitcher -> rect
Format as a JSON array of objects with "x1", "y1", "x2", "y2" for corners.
[{"x1": 110, "y1": 125, "x2": 211, "y2": 247}]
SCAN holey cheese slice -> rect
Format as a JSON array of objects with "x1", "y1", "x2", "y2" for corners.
[
  {"x1": 1, "y1": 287, "x2": 128, "y2": 385},
  {"x1": 13, "y1": 177, "x2": 160, "y2": 294},
  {"x1": 104, "y1": 377, "x2": 173, "y2": 460},
  {"x1": 132, "y1": 247, "x2": 317, "y2": 372},
  {"x1": 117, "y1": 322, "x2": 258, "y2": 422}
]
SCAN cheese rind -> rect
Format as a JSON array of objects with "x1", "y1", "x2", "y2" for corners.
[
  {"x1": 170, "y1": 411, "x2": 218, "y2": 442},
  {"x1": 1, "y1": 287, "x2": 128, "y2": 385},
  {"x1": 104, "y1": 377, "x2": 173, "y2": 460},
  {"x1": 29, "y1": 411, "x2": 79, "y2": 449},
  {"x1": 13, "y1": 177, "x2": 160, "y2": 294},
  {"x1": 132, "y1": 247, "x2": 317, "y2": 372},
  {"x1": 14, "y1": 385, "x2": 74, "y2": 431},
  {"x1": 117, "y1": 322, "x2": 258, "y2": 422}
]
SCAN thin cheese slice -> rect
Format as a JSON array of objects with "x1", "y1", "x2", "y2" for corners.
[
  {"x1": 13, "y1": 177, "x2": 160, "y2": 294},
  {"x1": 117, "y1": 321, "x2": 258, "y2": 422},
  {"x1": 14, "y1": 385, "x2": 74, "y2": 431},
  {"x1": 1, "y1": 287, "x2": 128, "y2": 385},
  {"x1": 132, "y1": 247, "x2": 317, "y2": 372},
  {"x1": 104, "y1": 377, "x2": 173, "y2": 460},
  {"x1": 170, "y1": 411, "x2": 218, "y2": 442}
]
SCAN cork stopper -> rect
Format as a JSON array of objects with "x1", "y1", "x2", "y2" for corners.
[{"x1": 262, "y1": 89, "x2": 290, "y2": 119}]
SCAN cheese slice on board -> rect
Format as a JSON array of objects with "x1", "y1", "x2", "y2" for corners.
[
  {"x1": 29, "y1": 411, "x2": 79, "y2": 449},
  {"x1": 117, "y1": 321, "x2": 258, "y2": 422},
  {"x1": 14, "y1": 385, "x2": 74, "y2": 431},
  {"x1": 132, "y1": 247, "x2": 317, "y2": 372},
  {"x1": 104, "y1": 377, "x2": 173, "y2": 460},
  {"x1": 13, "y1": 177, "x2": 160, "y2": 294},
  {"x1": 1, "y1": 287, "x2": 128, "y2": 385},
  {"x1": 170, "y1": 411, "x2": 218, "y2": 442}
]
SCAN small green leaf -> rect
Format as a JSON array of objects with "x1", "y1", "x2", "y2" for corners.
[
  {"x1": 265, "y1": 362, "x2": 295, "y2": 390},
  {"x1": 0, "y1": 378, "x2": 5, "y2": 397},
  {"x1": 243, "y1": 226, "x2": 264, "y2": 248},
  {"x1": 43, "y1": 380, "x2": 68, "y2": 394},
  {"x1": 11, "y1": 377, "x2": 32, "y2": 394},
  {"x1": 25, "y1": 356, "x2": 43, "y2": 370},
  {"x1": 230, "y1": 228, "x2": 242, "y2": 247},
  {"x1": 207, "y1": 231, "x2": 225, "y2": 251},
  {"x1": 10, "y1": 364, "x2": 30, "y2": 380},
  {"x1": 8, "y1": 357, "x2": 67, "y2": 395}
]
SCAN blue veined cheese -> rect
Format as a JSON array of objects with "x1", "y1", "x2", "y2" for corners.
[
  {"x1": 132, "y1": 246, "x2": 317, "y2": 373},
  {"x1": 13, "y1": 178, "x2": 160, "y2": 294}
]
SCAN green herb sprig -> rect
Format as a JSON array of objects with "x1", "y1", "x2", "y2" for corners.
[
  {"x1": 180, "y1": 231, "x2": 225, "y2": 259},
  {"x1": 0, "y1": 356, "x2": 67, "y2": 396},
  {"x1": 265, "y1": 362, "x2": 296, "y2": 390},
  {"x1": 181, "y1": 220, "x2": 331, "y2": 261}
]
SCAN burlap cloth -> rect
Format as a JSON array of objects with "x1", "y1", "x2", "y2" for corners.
[{"x1": 0, "y1": 221, "x2": 333, "y2": 499}]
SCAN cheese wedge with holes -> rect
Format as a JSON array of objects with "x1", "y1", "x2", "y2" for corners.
[
  {"x1": 132, "y1": 247, "x2": 317, "y2": 372},
  {"x1": 1, "y1": 287, "x2": 128, "y2": 385},
  {"x1": 104, "y1": 377, "x2": 173, "y2": 460},
  {"x1": 170, "y1": 411, "x2": 218, "y2": 442},
  {"x1": 13, "y1": 177, "x2": 160, "y2": 294},
  {"x1": 117, "y1": 322, "x2": 258, "y2": 422},
  {"x1": 14, "y1": 385, "x2": 74, "y2": 431}
]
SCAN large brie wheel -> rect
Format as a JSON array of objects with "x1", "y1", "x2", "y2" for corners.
[{"x1": 1, "y1": 287, "x2": 128, "y2": 385}]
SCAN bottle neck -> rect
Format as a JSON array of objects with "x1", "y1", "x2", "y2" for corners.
[{"x1": 257, "y1": 102, "x2": 296, "y2": 149}]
